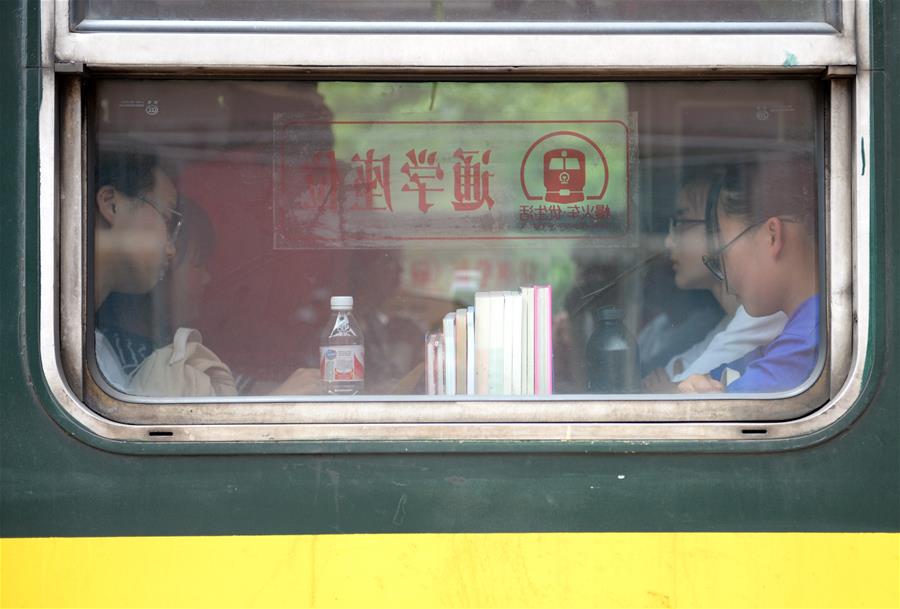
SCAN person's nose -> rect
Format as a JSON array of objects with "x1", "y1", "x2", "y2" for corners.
[
  {"x1": 664, "y1": 227, "x2": 675, "y2": 251},
  {"x1": 165, "y1": 240, "x2": 176, "y2": 261}
]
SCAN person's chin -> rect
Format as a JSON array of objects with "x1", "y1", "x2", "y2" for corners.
[
  {"x1": 673, "y1": 275, "x2": 694, "y2": 290},
  {"x1": 744, "y1": 302, "x2": 771, "y2": 318}
]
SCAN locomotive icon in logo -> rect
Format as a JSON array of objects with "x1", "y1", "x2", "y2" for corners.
[
  {"x1": 543, "y1": 148, "x2": 586, "y2": 204},
  {"x1": 520, "y1": 130, "x2": 609, "y2": 204}
]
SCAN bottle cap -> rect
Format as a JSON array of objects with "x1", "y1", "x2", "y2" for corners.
[
  {"x1": 331, "y1": 296, "x2": 353, "y2": 310},
  {"x1": 595, "y1": 305, "x2": 623, "y2": 321}
]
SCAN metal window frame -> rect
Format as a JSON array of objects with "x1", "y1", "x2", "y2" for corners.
[
  {"x1": 53, "y1": 0, "x2": 857, "y2": 71},
  {"x1": 38, "y1": 0, "x2": 873, "y2": 446},
  {"x1": 66, "y1": 0, "x2": 844, "y2": 35}
]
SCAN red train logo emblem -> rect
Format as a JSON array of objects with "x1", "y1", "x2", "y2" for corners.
[
  {"x1": 543, "y1": 148, "x2": 586, "y2": 204},
  {"x1": 520, "y1": 131, "x2": 609, "y2": 204}
]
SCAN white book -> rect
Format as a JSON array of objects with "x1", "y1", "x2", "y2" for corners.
[
  {"x1": 506, "y1": 291, "x2": 523, "y2": 395},
  {"x1": 501, "y1": 292, "x2": 514, "y2": 395},
  {"x1": 474, "y1": 293, "x2": 490, "y2": 395},
  {"x1": 521, "y1": 286, "x2": 535, "y2": 396},
  {"x1": 466, "y1": 306, "x2": 475, "y2": 395},
  {"x1": 442, "y1": 312, "x2": 456, "y2": 396},
  {"x1": 455, "y1": 308, "x2": 467, "y2": 395},
  {"x1": 487, "y1": 292, "x2": 505, "y2": 395}
]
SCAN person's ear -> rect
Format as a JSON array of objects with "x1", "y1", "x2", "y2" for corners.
[
  {"x1": 95, "y1": 185, "x2": 119, "y2": 227},
  {"x1": 765, "y1": 217, "x2": 785, "y2": 258}
]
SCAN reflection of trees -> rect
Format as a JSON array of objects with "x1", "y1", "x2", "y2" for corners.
[
  {"x1": 313, "y1": 81, "x2": 626, "y2": 313},
  {"x1": 320, "y1": 82, "x2": 627, "y2": 161}
]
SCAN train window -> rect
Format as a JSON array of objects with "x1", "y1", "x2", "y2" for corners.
[
  {"x1": 71, "y1": 0, "x2": 841, "y2": 31},
  {"x1": 43, "y1": 0, "x2": 865, "y2": 442},
  {"x1": 87, "y1": 78, "x2": 826, "y2": 405}
]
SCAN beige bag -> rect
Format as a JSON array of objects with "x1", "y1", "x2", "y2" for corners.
[{"x1": 129, "y1": 328, "x2": 238, "y2": 397}]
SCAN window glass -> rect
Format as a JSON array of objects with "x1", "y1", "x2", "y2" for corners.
[
  {"x1": 75, "y1": 0, "x2": 837, "y2": 25},
  {"x1": 90, "y1": 79, "x2": 822, "y2": 400}
]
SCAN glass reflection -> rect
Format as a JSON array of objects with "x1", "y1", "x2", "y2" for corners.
[{"x1": 91, "y1": 79, "x2": 821, "y2": 398}]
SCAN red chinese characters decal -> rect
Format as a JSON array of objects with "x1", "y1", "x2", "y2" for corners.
[
  {"x1": 451, "y1": 149, "x2": 495, "y2": 212},
  {"x1": 351, "y1": 149, "x2": 393, "y2": 211},
  {"x1": 401, "y1": 149, "x2": 445, "y2": 213},
  {"x1": 274, "y1": 118, "x2": 630, "y2": 248}
]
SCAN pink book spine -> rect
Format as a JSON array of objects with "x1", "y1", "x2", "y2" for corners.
[
  {"x1": 533, "y1": 285, "x2": 539, "y2": 395},
  {"x1": 546, "y1": 284, "x2": 553, "y2": 394}
]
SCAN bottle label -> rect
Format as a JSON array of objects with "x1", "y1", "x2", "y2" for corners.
[{"x1": 320, "y1": 345, "x2": 365, "y2": 382}]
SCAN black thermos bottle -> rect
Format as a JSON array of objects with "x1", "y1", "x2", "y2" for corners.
[{"x1": 585, "y1": 306, "x2": 640, "y2": 393}]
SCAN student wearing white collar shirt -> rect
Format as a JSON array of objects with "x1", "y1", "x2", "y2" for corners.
[{"x1": 642, "y1": 171, "x2": 787, "y2": 393}]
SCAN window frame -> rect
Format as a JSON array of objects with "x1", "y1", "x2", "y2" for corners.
[
  {"x1": 67, "y1": 0, "x2": 844, "y2": 35},
  {"x1": 39, "y1": 0, "x2": 872, "y2": 446},
  {"x1": 54, "y1": 0, "x2": 858, "y2": 71}
]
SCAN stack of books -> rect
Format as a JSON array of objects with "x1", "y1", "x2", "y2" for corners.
[{"x1": 426, "y1": 285, "x2": 553, "y2": 396}]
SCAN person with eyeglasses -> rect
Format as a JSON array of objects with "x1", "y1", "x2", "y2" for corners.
[
  {"x1": 93, "y1": 146, "x2": 322, "y2": 396},
  {"x1": 93, "y1": 147, "x2": 181, "y2": 389},
  {"x1": 678, "y1": 157, "x2": 820, "y2": 393},
  {"x1": 97, "y1": 197, "x2": 215, "y2": 378},
  {"x1": 642, "y1": 173, "x2": 788, "y2": 392}
]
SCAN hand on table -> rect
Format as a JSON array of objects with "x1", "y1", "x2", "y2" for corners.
[
  {"x1": 642, "y1": 367, "x2": 679, "y2": 393},
  {"x1": 677, "y1": 374, "x2": 725, "y2": 393}
]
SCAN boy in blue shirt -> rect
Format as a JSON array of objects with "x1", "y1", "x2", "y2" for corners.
[{"x1": 678, "y1": 157, "x2": 820, "y2": 394}]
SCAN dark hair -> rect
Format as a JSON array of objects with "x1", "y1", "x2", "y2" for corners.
[
  {"x1": 95, "y1": 147, "x2": 160, "y2": 197},
  {"x1": 699, "y1": 169, "x2": 726, "y2": 235},
  {"x1": 669, "y1": 168, "x2": 729, "y2": 251},
  {"x1": 718, "y1": 156, "x2": 817, "y2": 231}
]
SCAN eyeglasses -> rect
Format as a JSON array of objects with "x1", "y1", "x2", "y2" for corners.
[
  {"x1": 667, "y1": 216, "x2": 706, "y2": 234},
  {"x1": 702, "y1": 215, "x2": 808, "y2": 281},
  {"x1": 702, "y1": 221, "x2": 763, "y2": 281},
  {"x1": 134, "y1": 194, "x2": 183, "y2": 243}
]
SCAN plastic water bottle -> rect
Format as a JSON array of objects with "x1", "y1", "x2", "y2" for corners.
[
  {"x1": 585, "y1": 306, "x2": 640, "y2": 393},
  {"x1": 320, "y1": 296, "x2": 365, "y2": 395}
]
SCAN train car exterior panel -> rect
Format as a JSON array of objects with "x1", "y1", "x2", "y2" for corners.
[{"x1": 1, "y1": 0, "x2": 898, "y2": 607}]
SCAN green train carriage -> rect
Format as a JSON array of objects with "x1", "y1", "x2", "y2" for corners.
[{"x1": 2, "y1": 0, "x2": 898, "y2": 607}]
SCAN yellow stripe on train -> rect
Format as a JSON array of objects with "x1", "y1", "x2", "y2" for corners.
[{"x1": 3, "y1": 532, "x2": 899, "y2": 608}]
